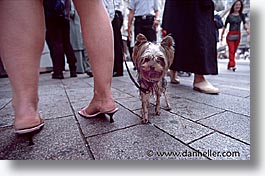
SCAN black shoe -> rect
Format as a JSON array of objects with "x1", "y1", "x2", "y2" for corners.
[
  {"x1": 0, "y1": 74, "x2": 8, "y2": 78},
  {"x1": 86, "y1": 71, "x2": 93, "y2": 77},
  {"x1": 52, "y1": 73, "x2": 64, "y2": 79},
  {"x1": 70, "y1": 71, "x2": 77, "y2": 77},
  {"x1": 113, "y1": 72, "x2": 123, "y2": 77}
]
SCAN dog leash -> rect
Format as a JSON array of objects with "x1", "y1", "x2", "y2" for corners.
[{"x1": 124, "y1": 59, "x2": 150, "y2": 94}]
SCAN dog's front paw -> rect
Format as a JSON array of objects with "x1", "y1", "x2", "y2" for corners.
[
  {"x1": 142, "y1": 118, "x2": 149, "y2": 124},
  {"x1": 142, "y1": 113, "x2": 149, "y2": 124},
  {"x1": 155, "y1": 110, "x2": 161, "y2": 116}
]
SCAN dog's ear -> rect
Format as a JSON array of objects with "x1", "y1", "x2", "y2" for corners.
[
  {"x1": 132, "y1": 34, "x2": 148, "y2": 65},
  {"x1": 135, "y1": 33, "x2": 148, "y2": 46},
  {"x1": 161, "y1": 35, "x2": 175, "y2": 67}
]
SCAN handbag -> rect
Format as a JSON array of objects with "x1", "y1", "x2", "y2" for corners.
[{"x1": 228, "y1": 34, "x2": 239, "y2": 41}]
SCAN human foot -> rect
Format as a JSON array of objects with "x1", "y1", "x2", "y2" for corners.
[
  {"x1": 78, "y1": 97, "x2": 118, "y2": 120},
  {"x1": 13, "y1": 115, "x2": 44, "y2": 134}
]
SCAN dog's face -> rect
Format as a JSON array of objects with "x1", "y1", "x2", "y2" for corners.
[
  {"x1": 133, "y1": 34, "x2": 174, "y2": 82},
  {"x1": 132, "y1": 34, "x2": 174, "y2": 123}
]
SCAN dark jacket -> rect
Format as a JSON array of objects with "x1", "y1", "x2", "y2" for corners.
[{"x1": 162, "y1": 0, "x2": 218, "y2": 75}]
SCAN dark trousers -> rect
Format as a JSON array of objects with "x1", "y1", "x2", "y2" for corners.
[
  {"x1": 134, "y1": 16, "x2": 157, "y2": 42},
  {"x1": 45, "y1": 17, "x2": 76, "y2": 74},
  {"x1": 112, "y1": 11, "x2": 124, "y2": 75},
  {"x1": 0, "y1": 57, "x2": 7, "y2": 77}
]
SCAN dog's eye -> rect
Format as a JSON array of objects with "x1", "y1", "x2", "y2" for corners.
[
  {"x1": 156, "y1": 57, "x2": 165, "y2": 66},
  {"x1": 143, "y1": 57, "x2": 151, "y2": 63}
]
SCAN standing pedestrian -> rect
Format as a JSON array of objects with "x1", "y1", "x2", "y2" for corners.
[
  {"x1": 162, "y1": 0, "x2": 220, "y2": 94},
  {"x1": 112, "y1": 0, "x2": 125, "y2": 77},
  {"x1": 69, "y1": 1, "x2": 92, "y2": 76},
  {"x1": 127, "y1": 0, "x2": 160, "y2": 43},
  {"x1": 44, "y1": 0, "x2": 77, "y2": 79},
  {"x1": 220, "y1": 0, "x2": 250, "y2": 71},
  {"x1": 104, "y1": 0, "x2": 125, "y2": 77}
]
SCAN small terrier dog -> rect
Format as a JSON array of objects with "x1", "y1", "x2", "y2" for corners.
[{"x1": 132, "y1": 34, "x2": 174, "y2": 123}]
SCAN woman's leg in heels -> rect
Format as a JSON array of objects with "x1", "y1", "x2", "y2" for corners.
[
  {"x1": 0, "y1": 0, "x2": 45, "y2": 131},
  {"x1": 74, "y1": 0, "x2": 116, "y2": 114}
]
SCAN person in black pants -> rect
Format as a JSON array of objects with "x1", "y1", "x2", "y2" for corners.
[
  {"x1": 127, "y1": 0, "x2": 160, "y2": 43},
  {"x1": 44, "y1": 0, "x2": 77, "y2": 79},
  {"x1": 161, "y1": 0, "x2": 219, "y2": 94},
  {"x1": 112, "y1": 9, "x2": 124, "y2": 77},
  {"x1": 0, "y1": 56, "x2": 8, "y2": 78}
]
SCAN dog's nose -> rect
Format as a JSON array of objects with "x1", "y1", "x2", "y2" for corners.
[{"x1": 150, "y1": 66, "x2": 155, "y2": 70}]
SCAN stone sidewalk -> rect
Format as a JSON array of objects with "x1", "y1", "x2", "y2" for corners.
[{"x1": 0, "y1": 60, "x2": 250, "y2": 160}]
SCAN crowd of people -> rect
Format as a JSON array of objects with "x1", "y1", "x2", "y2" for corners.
[{"x1": 0, "y1": 0, "x2": 250, "y2": 135}]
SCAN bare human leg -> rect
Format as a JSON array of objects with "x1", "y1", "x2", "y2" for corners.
[
  {"x1": 74, "y1": 0, "x2": 117, "y2": 115},
  {"x1": 0, "y1": 0, "x2": 45, "y2": 131}
]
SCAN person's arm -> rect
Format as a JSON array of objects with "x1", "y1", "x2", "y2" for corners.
[
  {"x1": 220, "y1": 16, "x2": 229, "y2": 41},
  {"x1": 127, "y1": 9, "x2": 134, "y2": 41},
  {"x1": 242, "y1": 14, "x2": 250, "y2": 35},
  {"x1": 244, "y1": 23, "x2": 250, "y2": 35},
  {"x1": 153, "y1": 10, "x2": 160, "y2": 30}
]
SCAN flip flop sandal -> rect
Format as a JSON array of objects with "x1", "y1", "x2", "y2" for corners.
[
  {"x1": 14, "y1": 118, "x2": 45, "y2": 134},
  {"x1": 78, "y1": 107, "x2": 101, "y2": 118}
]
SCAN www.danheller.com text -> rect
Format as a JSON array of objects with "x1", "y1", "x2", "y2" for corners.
[{"x1": 145, "y1": 149, "x2": 241, "y2": 158}]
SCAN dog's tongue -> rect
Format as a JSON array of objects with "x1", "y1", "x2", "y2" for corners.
[{"x1": 150, "y1": 72, "x2": 159, "y2": 78}]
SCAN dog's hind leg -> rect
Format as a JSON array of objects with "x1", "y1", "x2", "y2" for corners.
[
  {"x1": 155, "y1": 91, "x2": 162, "y2": 116},
  {"x1": 141, "y1": 92, "x2": 150, "y2": 123},
  {"x1": 163, "y1": 91, "x2": 172, "y2": 111}
]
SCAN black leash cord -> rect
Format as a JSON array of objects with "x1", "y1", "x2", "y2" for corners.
[{"x1": 124, "y1": 59, "x2": 149, "y2": 94}]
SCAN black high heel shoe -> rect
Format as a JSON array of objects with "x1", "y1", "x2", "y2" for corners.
[{"x1": 103, "y1": 108, "x2": 119, "y2": 123}]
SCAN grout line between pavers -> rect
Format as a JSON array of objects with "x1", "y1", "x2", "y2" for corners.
[
  {"x1": 186, "y1": 131, "x2": 216, "y2": 145},
  {"x1": 62, "y1": 83, "x2": 95, "y2": 160},
  {"x1": 195, "y1": 110, "x2": 227, "y2": 122},
  {"x1": 194, "y1": 118, "x2": 250, "y2": 146},
  {"x1": 111, "y1": 86, "x2": 139, "y2": 99},
  {"x1": 0, "y1": 99, "x2": 11, "y2": 111},
  {"x1": 151, "y1": 123, "x2": 212, "y2": 160},
  {"x1": 157, "y1": 108, "x2": 250, "y2": 146},
  {"x1": 182, "y1": 96, "x2": 250, "y2": 117},
  {"x1": 85, "y1": 123, "x2": 141, "y2": 138}
]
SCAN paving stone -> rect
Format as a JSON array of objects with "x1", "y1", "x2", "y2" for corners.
[
  {"x1": 38, "y1": 94, "x2": 73, "y2": 119},
  {"x1": 0, "y1": 116, "x2": 92, "y2": 160},
  {"x1": 72, "y1": 102, "x2": 142, "y2": 137},
  {"x1": 189, "y1": 132, "x2": 250, "y2": 160},
  {"x1": 198, "y1": 111, "x2": 250, "y2": 144},
  {"x1": 112, "y1": 88, "x2": 134, "y2": 100},
  {"x1": 0, "y1": 97, "x2": 11, "y2": 109},
  {"x1": 0, "y1": 78, "x2": 11, "y2": 90},
  {"x1": 0, "y1": 90, "x2": 12, "y2": 99},
  {"x1": 61, "y1": 75, "x2": 91, "y2": 89},
  {"x1": 168, "y1": 97, "x2": 224, "y2": 121},
  {"x1": 111, "y1": 79, "x2": 140, "y2": 97},
  {"x1": 65, "y1": 87, "x2": 94, "y2": 104},
  {"x1": 178, "y1": 91, "x2": 250, "y2": 116},
  {"x1": 88, "y1": 124, "x2": 208, "y2": 160},
  {"x1": 116, "y1": 97, "x2": 142, "y2": 111},
  {"x1": 134, "y1": 108, "x2": 213, "y2": 144},
  {"x1": 0, "y1": 102, "x2": 14, "y2": 127},
  {"x1": 217, "y1": 85, "x2": 250, "y2": 98},
  {"x1": 38, "y1": 84, "x2": 65, "y2": 96}
]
